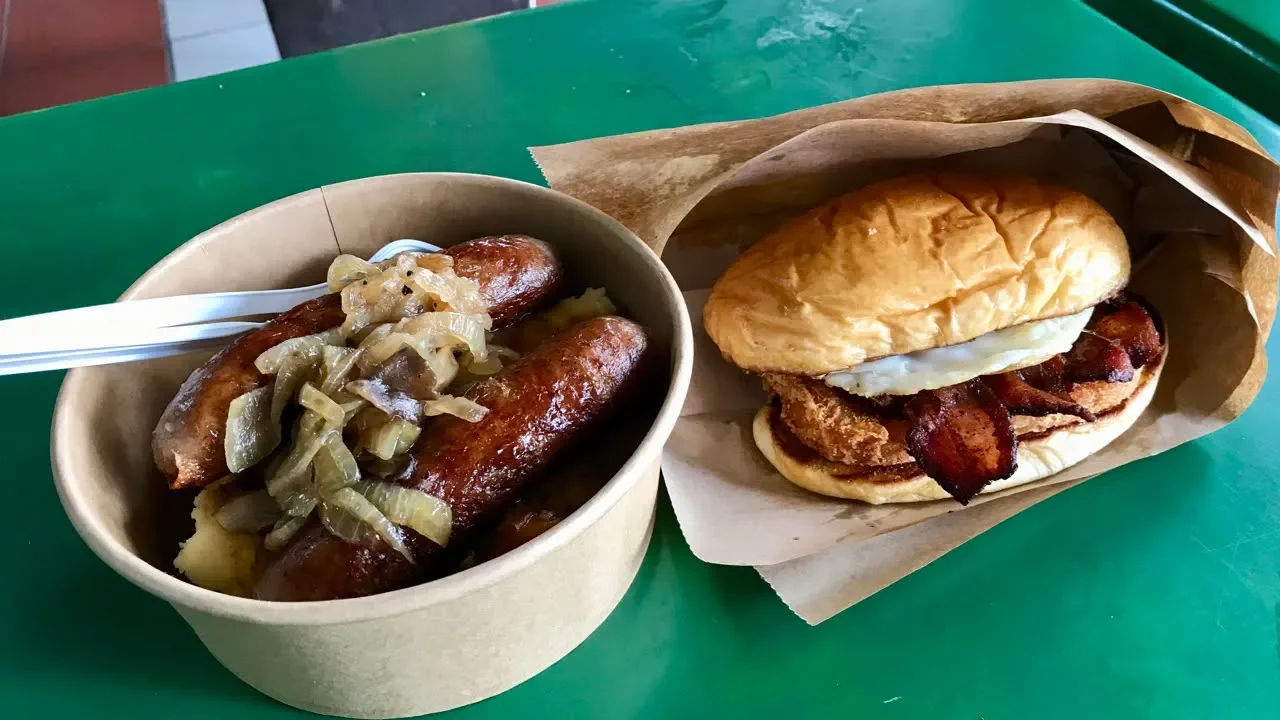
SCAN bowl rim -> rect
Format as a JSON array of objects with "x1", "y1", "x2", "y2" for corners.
[{"x1": 50, "y1": 172, "x2": 693, "y2": 626}]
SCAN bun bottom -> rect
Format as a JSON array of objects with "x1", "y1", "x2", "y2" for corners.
[{"x1": 753, "y1": 356, "x2": 1163, "y2": 505}]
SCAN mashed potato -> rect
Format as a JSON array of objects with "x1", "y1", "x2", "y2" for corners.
[
  {"x1": 174, "y1": 479, "x2": 261, "y2": 597},
  {"x1": 500, "y1": 288, "x2": 616, "y2": 353}
]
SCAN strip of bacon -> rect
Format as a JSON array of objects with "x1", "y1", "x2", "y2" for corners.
[
  {"x1": 1064, "y1": 296, "x2": 1163, "y2": 383},
  {"x1": 1090, "y1": 298, "x2": 1163, "y2": 368},
  {"x1": 982, "y1": 371, "x2": 1096, "y2": 421},
  {"x1": 1019, "y1": 354, "x2": 1068, "y2": 394},
  {"x1": 1065, "y1": 333, "x2": 1135, "y2": 383},
  {"x1": 904, "y1": 381, "x2": 1017, "y2": 505}
]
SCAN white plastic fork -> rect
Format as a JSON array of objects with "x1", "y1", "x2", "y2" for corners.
[{"x1": 0, "y1": 239, "x2": 442, "y2": 375}]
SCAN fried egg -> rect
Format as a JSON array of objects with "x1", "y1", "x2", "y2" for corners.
[{"x1": 823, "y1": 308, "x2": 1093, "y2": 397}]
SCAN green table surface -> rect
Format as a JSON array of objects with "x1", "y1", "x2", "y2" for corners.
[
  {"x1": 1203, "y1": 0, "x2": 1280, "y2": 46},
  {"x1": 1086, "y1": 0, "x2": 1280, "y2": 123},
  {"x1": 2, "y1": 0, "x2": 1278, "y2": 717}
]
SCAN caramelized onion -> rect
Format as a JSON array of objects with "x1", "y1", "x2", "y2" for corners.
[
  {"x1": 266, "y1": 464, "x2": 319, "y2": 518},
  {"x1": 318, "y1": 487, "x2": 414, "y2": 562},
  {"x1": 270, "y1": 350, "x2": 322, "y2": 425},
  {"x1": 356, "y1": 481, "x2": 452, "y2": 547},
  {"x1": 353, "y1": 323, "x2": 394, "y2": 362},
  {"x1": 264, "y1": 413, "x2": 331, "y2": 516},
  {"x1": 464, "y1": 354, "x2": 503, "y2": 377},
  {"x1": 358, "y1": 331, "x2": 419, "y2": 371},
  {"x1": 368, "y1": 348, "x2": 441, "y2": 399},
  {"x1": 358, "y1": 312, "x2": 489, "y2": 372},
  {"x1": 263, "y1": 514, "x2": 309, "y2": 552},
  {"x1": 214, "y1": 489, "x2": 283, "y2": 533},
  {"x1": 410, "y1": 265, "x2": 489, "y2": 323},
  {"x1": 358, "y1": 453, "x2": 408, "y2": 478},
  {"x1": 413, "y1": 253, "x2": 453, "y2": 273},
  {"x1": 255, "y1": 330, "x2": 341, "y2": 374},
  {"x1": 313, "y1": 433, "x2": 361, "y2": 494},
  {"x1": 224, "y1": 385, "x2": 278, "y2": 473},
  {"x1": 400, "y1": 312, "x2": 489, "y2": 361},
  {"x1": 334, "y1": 394, "x2": 367, "y2": 423},
  {"x1": 425, "y1": 347, "x2": 459, "y2": 392},
  {"x1": 359, "y1": 413, "x2": 421, "y2": 461},
  {"x1": 298, "y1": 383, "x2": 347, "y2": 429},
  {"x1": 451, "y1": 346, "x2": 515, "y2": 395},
  {"x1": 319, "y1": 345, "x2": 362, "y2": 394},
  {"x1": 352, "y1": 407, "x2": 404, "y2": 460},
  {"x1": 338, "y1": 252, "x2": 491, "y2": 335},
  {"x1": 347, "y1": 378, "x2": 422, "y2": 422},
  {"x1": 326, "y1": 255, "x2": 380, "y2": 292},
  {"x1": 423, "y1": 395, "x2": 489, "y2": 423},
  {"x1": 208, "y1": 250, "x2": 501, "y2": 561}
]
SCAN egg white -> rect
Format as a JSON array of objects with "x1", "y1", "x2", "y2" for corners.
[{"x1": 823, "y1": 308, "x2": 1093, "y2": 397}]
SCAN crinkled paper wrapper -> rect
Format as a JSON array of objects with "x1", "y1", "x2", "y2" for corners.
[{"x1": 531, "y1": 79, "x2": 1279, "y2": 624}]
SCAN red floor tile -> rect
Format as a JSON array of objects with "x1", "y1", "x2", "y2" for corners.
[
  {"x1": 4, "y1": 0, "x2": 164, "y2": 70},
  {"x1": 0, "y1": 46, "x2": 168, "y2": 116},
  {"x1": 0, "y1": 0, "x2": 168, "y2": 116}
]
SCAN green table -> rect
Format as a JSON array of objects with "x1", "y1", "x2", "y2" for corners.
[
  {"x1": 2, "y1": 1, "x2": 1278, "y2": 717},
  {"x1": 1086, "y1": 0, "x2": 1280, "y2": 122}
]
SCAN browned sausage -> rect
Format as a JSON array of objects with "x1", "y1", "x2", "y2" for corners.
[
  {"x1": 468, "y1": 419, "x2": 643, "y2": 564},
  {"x1": 153, "y1": 235, "x2": 563, "y2": 490},
  {"x1": 448, "y1": 235, "x2": 564, "y2": 328},
  {"x1": 253, "y1": 316, "x2": 650, "y2": 602}
]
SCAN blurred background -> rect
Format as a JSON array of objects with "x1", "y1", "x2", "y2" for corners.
[{"x1": 0, "y1": 0, "x2": 560, "y2": 117}]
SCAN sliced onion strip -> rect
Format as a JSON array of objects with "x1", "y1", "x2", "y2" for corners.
[
  {"x1": 214, "y1": 489, "x2": 283, "y2": 533},
  {"x1": 224, "y1": 385, "x2": 278, "y2": 473},
  {"x1": 313, "y1": 433, "x2": 361, "y2": 494},
  {"x1": 410, "y1": 270, "x2": 490, "y2": 324},
  {"x1": 399, "y1": 311, "x2": 489, "y2": 361},
  {"x1": 318, "y1": 487, "x2": 414, "y2": 563},
  {"x1": 263, "y1": 515, "x2": 309, "y2": 552},
  {"x1": 326, "y1": 255, "x2": 380, "y2": 292},
  {"x1": 425, "y1": 347, "x2": 459, "y2": 392},
  {"x1": 364, "y1": 415, "x2": 421, "y2": 460},
  {"x1": 423, "y1": 395, "x2": 489, "y2": 423},
  {"x1": 255, "y1": 331, "x2": 341, "y2": 374},
  {"x1": 264, "y1": 413, "x2": 330, "y2": 516},
  {"x1": 464, "y1": 353, "x2": 503, "y2": 376},
  {"x1": 356, "y1": 481, "x2": 452, "y2": 547},
  {"x1": 346, "y1": 378, "x2": 423, "y2": 422},
  {"x1": 320, "y1": 345, "x2": 362, "y2": 394},
  {"x1": 298, "y1": 382, "x2": 347, "y2": 429},
  {"x1": 271, "y1": 351, "x2": 322, "y2": 425}
]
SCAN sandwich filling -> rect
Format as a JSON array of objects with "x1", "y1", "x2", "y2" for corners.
[
  {"x1": 766, "y1": 295, "x2": 1164, "y2": 504},
  {"x1": 823, "y1": 308, "x2": 1094, "y2": 397}
]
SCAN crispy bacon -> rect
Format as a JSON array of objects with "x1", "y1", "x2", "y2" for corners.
[
  {"x1": 775, "y1": 295, "x2": 1165, "y2": 506},
  {"x1": 904, "y1": 381, "x2": 1017, "y2": 505},
  {"x1": 1019, "y1": 354, "x2": 1068, "y2": 394},
  {"x1": 1090, "y1": 298, "x2": 1163, "y2": 368},
  {"x1": 982, "y1": 371, "x2": 1096, "y2": 421},
  {"x1": 1065, "y1": 334, "x2": 1135, "y2": 383},
  {"x1": 1063, "y1": 296, "x2": 1162, "y2": 383}
]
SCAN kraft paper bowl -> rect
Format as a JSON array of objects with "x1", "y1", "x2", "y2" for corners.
[{"x1": 49, "y1": 173, "x2": 693, "y2": 718}]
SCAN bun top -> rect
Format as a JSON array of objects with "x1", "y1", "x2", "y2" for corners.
[{"x1": 703, "y1": 173, "x2": 1130, "y2": 375}]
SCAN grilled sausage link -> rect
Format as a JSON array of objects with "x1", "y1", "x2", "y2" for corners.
[
  {"x1": 449, "y1": 235, "x2": 564, "y2": 328},
  {"x1": 253, "y1": 316, "x2": 650, "y2": 602},
  {"x1": 153, "y1": 235, "x2": 563, "y2": 490}
]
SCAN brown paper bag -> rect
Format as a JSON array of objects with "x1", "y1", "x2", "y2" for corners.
[{"x1": 531, "y1": 79, "x2": 1278, "y2": 623}]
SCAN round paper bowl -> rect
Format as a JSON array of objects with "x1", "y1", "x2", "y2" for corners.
[{"x1": 50, "y1": 173, "x2": 692, "y2": 718}]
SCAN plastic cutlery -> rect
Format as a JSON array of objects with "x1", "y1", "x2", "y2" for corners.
[{"x1": 0, "y1": 239, "x2": 442, "y2": 375}]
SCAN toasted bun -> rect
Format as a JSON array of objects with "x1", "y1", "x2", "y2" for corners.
[
  {"x1": 704, "y1": 174, "x2": 1130, "y2": 375},
  {"x1": 753, "y1": 353, "x2": 1163, "y2": 504}
]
